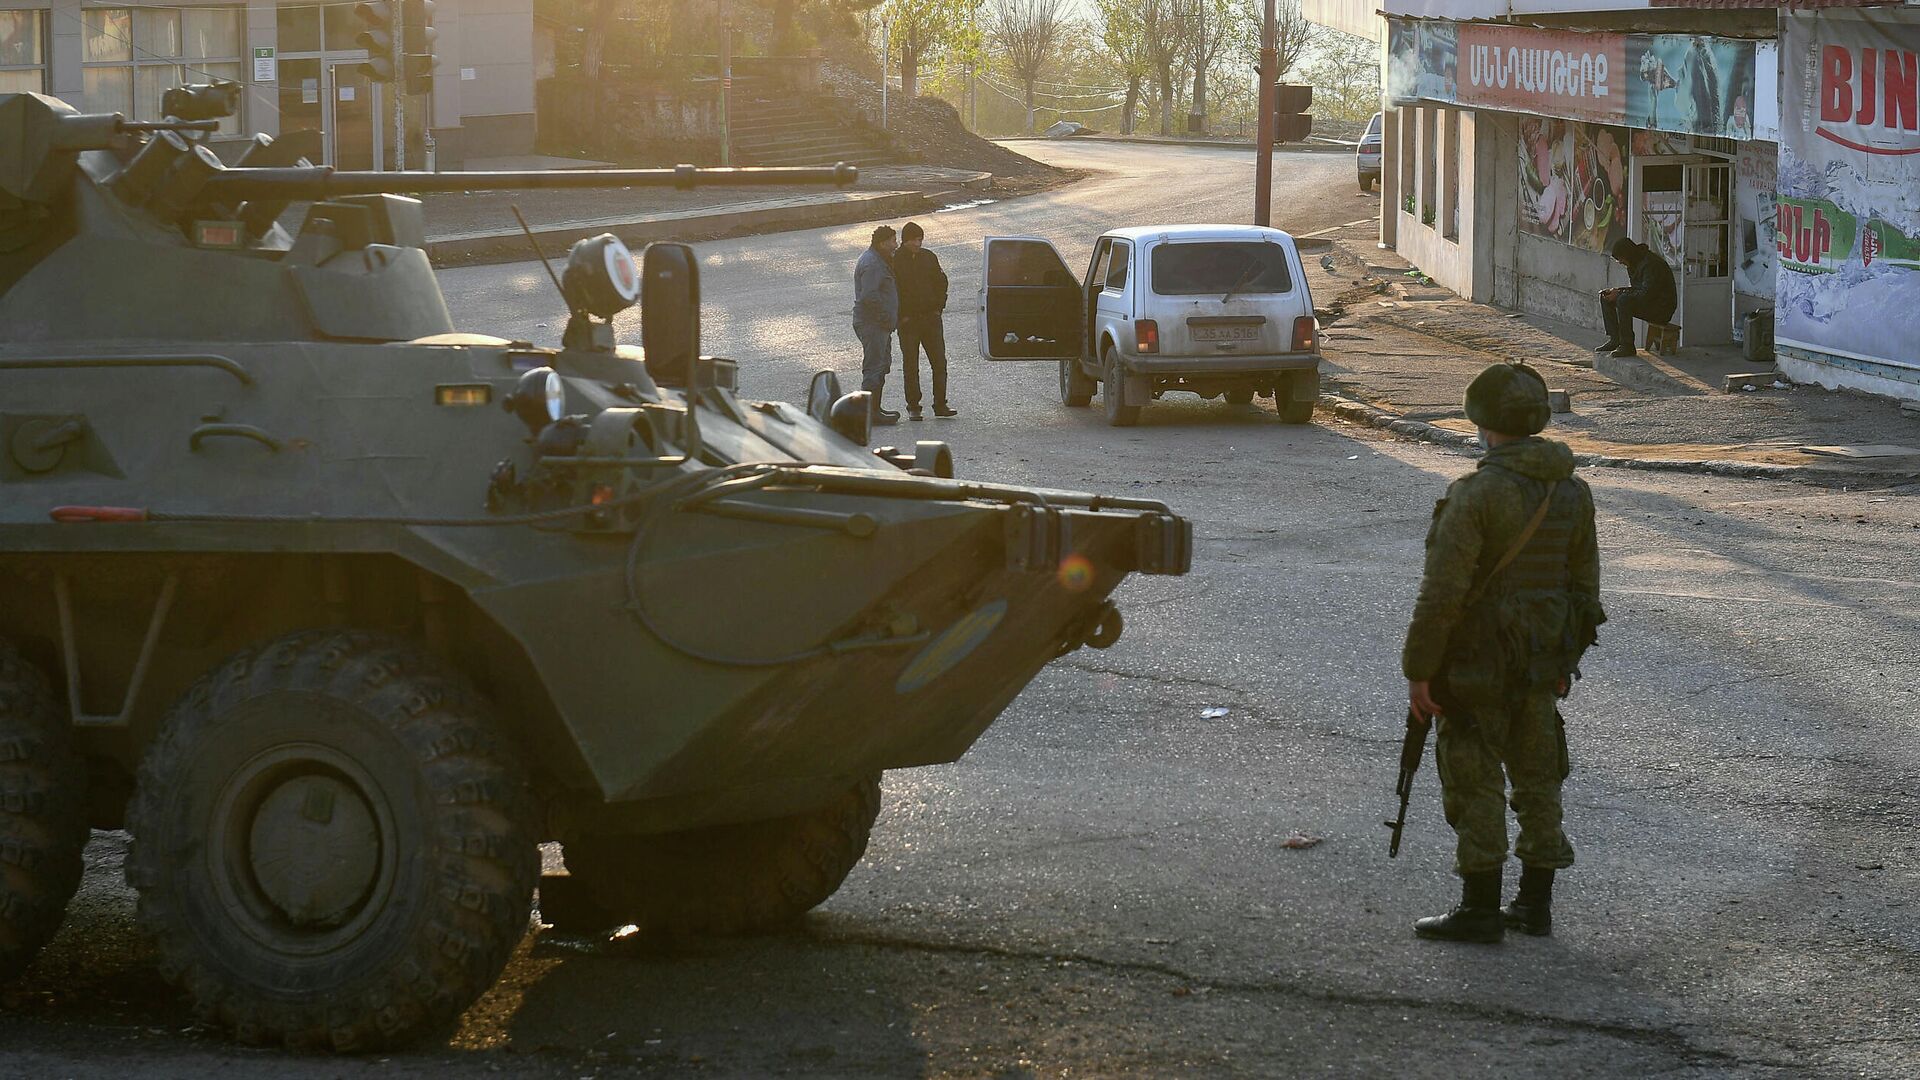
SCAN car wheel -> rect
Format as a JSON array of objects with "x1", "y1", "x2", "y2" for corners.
[
  {"x1": 0, "y1": 638, "x2": 88, "y2": 986},
  {"x1": 125, "y1": 630, "x2": 538, "y2": 1050},
  {"x1": 1224, "y1": 388, "x2": 1255, "y2": 406},
  {"x1": 562, "y1": 777, "x2": 881, "y2": 936},
  {"x1": 1059, "y1": 358, "x2": 1095, "y2": 408},
  {"x1": 1358, "y1": 173, "x2": 1374, "y2": 192},
  {"x1": 1102, "y1": 348, "x2": 1141, "y2": 428},
  {"x1": 1277, "y1": 372, "x2": 1317, "y2": 425}
]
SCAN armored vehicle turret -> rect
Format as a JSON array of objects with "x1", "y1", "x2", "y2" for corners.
[{"x1": 0, "y1": 89, "x2": 1191, "y2": 1050}]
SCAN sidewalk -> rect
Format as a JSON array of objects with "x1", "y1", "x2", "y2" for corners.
[
  {"x1": 1308, "y1": 220, "x2": 1920, "y2": 486},
  {"x1": 420, "y1": 165, "x2": 993, "y2": 266}
]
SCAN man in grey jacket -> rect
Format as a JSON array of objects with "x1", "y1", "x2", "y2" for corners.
[{"x1": 852, "y1": 225, "x2": 902, "y2": 425}]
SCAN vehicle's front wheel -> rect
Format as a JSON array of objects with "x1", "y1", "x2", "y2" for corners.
[
  {"x1": 0, "y1": 639, "x2": 88, "y2": 986},
  {"x1": 563, "y1": 776, "x2": 880, "y2": 936},
  {"x1": 125, "y1": 630, "x2": 538, "y2": 1051},
  {"x1": 1102, "y1": 348, "x2": 1141, "y2": 428},
  {"x1": 1059, "y1": 358, "x2": 1095, "y2": 407}
]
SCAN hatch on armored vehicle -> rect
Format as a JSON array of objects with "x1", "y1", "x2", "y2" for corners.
[{"x1": 0, "y1": 86, "x2": 1191, "y2": 1050}]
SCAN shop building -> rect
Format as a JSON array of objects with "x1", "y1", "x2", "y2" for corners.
[
  {"x1": 0, "y1": 0, "x2": 535, "y2": 170},
  {"x1": 1306, "y1": 0, "x2": 1920, "y2": 404}
]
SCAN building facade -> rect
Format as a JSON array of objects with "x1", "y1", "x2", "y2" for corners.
[
  {"x1": 0, "y1": 0, "x2": 535, "y2": 170},
  {"x1": 1307, "y1": 0, "x2": 1920, "y2": 403}
]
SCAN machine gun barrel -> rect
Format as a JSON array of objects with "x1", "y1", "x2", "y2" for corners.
[{"x1": 200, "y1": 162, "x2": 859, "y2": 203}]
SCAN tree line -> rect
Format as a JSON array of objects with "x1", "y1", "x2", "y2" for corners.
[{"x1": 540, "y1": 0, "x2": 1379, "y2": 138}]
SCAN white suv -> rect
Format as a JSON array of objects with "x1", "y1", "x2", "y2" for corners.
[{"x1": 978, "y1": 225, "x2": 1321, "y2": 427}]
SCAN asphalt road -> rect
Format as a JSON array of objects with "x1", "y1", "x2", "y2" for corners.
[{"x1": 5, "y1": 142, "x2": 1917, "y2": 1079}]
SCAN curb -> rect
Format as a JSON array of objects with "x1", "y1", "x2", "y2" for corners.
[
  {"x1": 1316, "y1": 392, "x2": 1919, "y2": 487},
  {"x1": 426, "y1": 189, "x2": 936, "y2": 266},
  {"x1": 996, "y1": 135, "x2": 1349, "y2": 154}
]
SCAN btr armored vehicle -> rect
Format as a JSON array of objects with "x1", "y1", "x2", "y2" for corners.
[{"x1": 0, "y1": 88, "x2": 1191, "y2": 1049}]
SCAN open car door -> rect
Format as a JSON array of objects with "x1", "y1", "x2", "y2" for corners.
[{"x1": 978, "y1": 236, "x2": 1084, "y2": 361}]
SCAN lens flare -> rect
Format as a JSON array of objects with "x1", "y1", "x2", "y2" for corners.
[{"x1": 1057, "y1": 553, "x2": 1095, "y2": 592}]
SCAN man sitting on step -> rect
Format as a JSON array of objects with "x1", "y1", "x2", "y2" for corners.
[{"x1": 1597, "y1": 238, "x2": 1676, "y2": 359}]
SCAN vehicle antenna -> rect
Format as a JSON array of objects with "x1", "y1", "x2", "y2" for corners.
[{"x1": 510, "y1": 204, "x2": 569, "y2": 309}]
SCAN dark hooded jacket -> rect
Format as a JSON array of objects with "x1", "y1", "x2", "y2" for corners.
[
  {"x1": 1621, "y1": 245, "x2": 1677, "y2": 323},
  {"x1": 1402, "y1": 437, "x2": 1605, "y2": 698}
]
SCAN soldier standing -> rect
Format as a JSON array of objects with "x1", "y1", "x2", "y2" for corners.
[{"x1": 1401, "y1": 362, "x2": 1605, "y2": 942}]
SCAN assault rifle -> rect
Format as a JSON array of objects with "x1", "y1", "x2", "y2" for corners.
[{"x1": 1384, "y1": 709, "x2": 1432, "y2": 857}]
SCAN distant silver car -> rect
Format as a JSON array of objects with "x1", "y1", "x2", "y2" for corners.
[
  {"x1": 978, "y1": 225, "x2": 1322, "y2": 428},
  {"x1": 1357, "y1": 111, "x2": 1383, "y2": 192}
]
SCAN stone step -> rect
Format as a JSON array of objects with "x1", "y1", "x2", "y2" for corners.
[
  {"x1": 735, "y1": 132, "x2": 878, "y2": 153},
  {"x1": 730, "y1": 119, "x2": 848, "y2": 139}
]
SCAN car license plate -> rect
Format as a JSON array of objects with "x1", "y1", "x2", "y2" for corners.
[{"x1": 1191, "y1": 325, "x2": 1260, "y2": 342}]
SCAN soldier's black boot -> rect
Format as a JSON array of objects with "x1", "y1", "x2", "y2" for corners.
[
  {"x1": 1414, "y1": 869, "x2": 1504, "y2": 943},
  {"x1": 1501, "y1": 865, "x2": 1555, "y2": 936}
]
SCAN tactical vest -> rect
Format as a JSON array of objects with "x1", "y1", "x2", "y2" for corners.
[
  {"x1": 1449, "y1": 468, "x2": 1592, "y2": 699},
  {"x1": 1477, "y1": 472, "x2": 1583, "y2": 599}
]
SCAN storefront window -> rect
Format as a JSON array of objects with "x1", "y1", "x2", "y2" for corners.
[
  {"x1": 83, "y1": 7, "x2": 244, "y2": 134},
  {"x1": 0, "y1": 9, "x2": 46, "y2": 94}
]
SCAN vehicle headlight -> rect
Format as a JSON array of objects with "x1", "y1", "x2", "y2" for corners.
[{"x1": 504, "y1": 366, "x2": 567, "y2": 433}]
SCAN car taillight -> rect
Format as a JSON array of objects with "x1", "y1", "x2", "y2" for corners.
[
  {"x1": 1136, "y1": 320, "x2": 1159, "y2": 353},
  {"x1": 1292, "y1": 315, "x2": 1317, "y2": 352}
]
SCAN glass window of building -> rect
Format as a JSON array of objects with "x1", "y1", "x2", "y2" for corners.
[
  {"x1": 0, "y1": 9, "x2": 47, "y2": 94},
  {"x1": 82, "y1": 7, "x2": 245, "y2": 134}
]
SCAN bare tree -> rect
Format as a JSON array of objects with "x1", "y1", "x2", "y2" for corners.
[
  {"x1": 988, "y1": 0, "x2": 1069, "y2": 134},
  {"x1": 1182, "y1": 0, "x2": 1234, "y2": 135},
  {"x1": 1094, "y1": 0, "x2": 1152, "y2": 134},
  {"x1": 1140, "y1": 0, "x2": 1189, "y2": 137},
  {"x1": 1259, "y1": 0, "x2": 1321, "y2": 82}
]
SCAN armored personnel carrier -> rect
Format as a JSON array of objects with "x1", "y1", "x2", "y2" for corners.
[{"x1": 0, "y1": 87, "x2": 1191, "y2": 1050}]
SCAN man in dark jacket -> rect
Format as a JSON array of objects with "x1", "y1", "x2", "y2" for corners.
[
  {"x1": 1402, "y1": 362, "x2": 1605, "y2": 943},
  {"x1": 894, "y1": 221, "x2": 956, "y2": 420},
  {"x1": 1598, "y1": 237, "x2": 1677, "y2": 358},
  {"x1": 852, "y1": 225, "x2": 901, "y2": 426}
]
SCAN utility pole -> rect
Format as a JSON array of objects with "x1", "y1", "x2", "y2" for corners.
[
  {"x1": 1187, "y1": 1, "x2": 1207, "y2": 135},
  {"x1": 1254, "y1": 0, "x2": 1275, "y2": 226},
  {"x1": 719, "y1": 0, "x2": 732, "y2": 166},
  {"x1": 880, "y1": 17, "x2": 890, "y2": 129},
  {"x1": 392, "y1": 1, "x2": 405, "y2": 170}
]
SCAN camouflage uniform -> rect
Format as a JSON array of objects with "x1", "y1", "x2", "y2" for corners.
[{"x1": 1402, "y1": 436, "x2": 1603, "y2": 878}]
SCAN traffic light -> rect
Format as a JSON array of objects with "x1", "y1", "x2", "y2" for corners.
[
  {"x1": 404, "y1": 52, "x2": 434, "y2": 97},
  {"x1": 354, "y1": 1, "x2": 397, "y2": 83},
  {"x1": 1276, "y1": 83, "x2": 1313, "y2": 144},
  {"x1": 403, "y1": 0, "x2": 436, "y2": 96}
]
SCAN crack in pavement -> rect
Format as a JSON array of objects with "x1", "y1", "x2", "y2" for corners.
[
  {"x1": 1056, "y1": 660, "x2": 1246, "y2": 699},
  {"x1": 808, "y1": 928, "x2": 1808, "y2": 1073}
]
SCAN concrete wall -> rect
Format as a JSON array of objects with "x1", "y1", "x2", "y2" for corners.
[{"x1": 1390, "y1": 104, "x2": 1492, "y2": 303}]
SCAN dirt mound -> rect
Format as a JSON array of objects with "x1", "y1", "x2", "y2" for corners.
[{"x1": 816, "y1": 61, "x2": 1068, "y2": 191}]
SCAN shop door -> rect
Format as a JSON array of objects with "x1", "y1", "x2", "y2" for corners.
[
  {"x1": 273, "y1": 58, "x2": 380, "y2": 169},
  {"x1": 327, "y1": 60, "x2": 379, "y2": 171},
  {"x1": 1680, "y1": 162, "x2": 1734, "y2": 347}
]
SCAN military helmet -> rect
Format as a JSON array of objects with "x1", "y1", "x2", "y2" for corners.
[{"x1": 1464, "y1": 361, "x2": 1551, "y2": 436}]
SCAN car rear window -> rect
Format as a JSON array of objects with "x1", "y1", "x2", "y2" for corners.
[
  {"x1": 1151, "y1": 242, "x2": 1293, "y2": 296},
  {"x1": 1365, "y1": 113, "x2": 1382, "y2": 138}
]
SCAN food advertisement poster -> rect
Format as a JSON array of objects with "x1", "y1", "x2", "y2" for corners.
[
  {"x1": 1520, "y1": 117, "x2": 1629, "y2": 253},
  {"x1": 1776, "y1": 11, "x2": 1920, "y2": 372}
]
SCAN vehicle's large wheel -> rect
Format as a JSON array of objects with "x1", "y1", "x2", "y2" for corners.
[
  {"x1": 1102, "y1": 348, "x2": 1141, "y2": 428},
  {"x1": 1278, "y1": 373, "x2": 1317, "y2": 425},
  {"x1": 1059, "y1": 358, "x2": 1095, "y2": 407},
  {"x1": 125, "y1": 630, "x2": 538, "y2": 1051},
  {"x1": 0, "y1": 639, "x2": 87, "y2": 985},
  {"x1": 564, "y1": 776, "x2": 880, "y2": 936},
  {"x1": 1224, "y1": 388, "x2": 1255, "y2": 406},
  {"x1": 1359, "y1": 173, "x2": 1375, "y2": 192}
]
